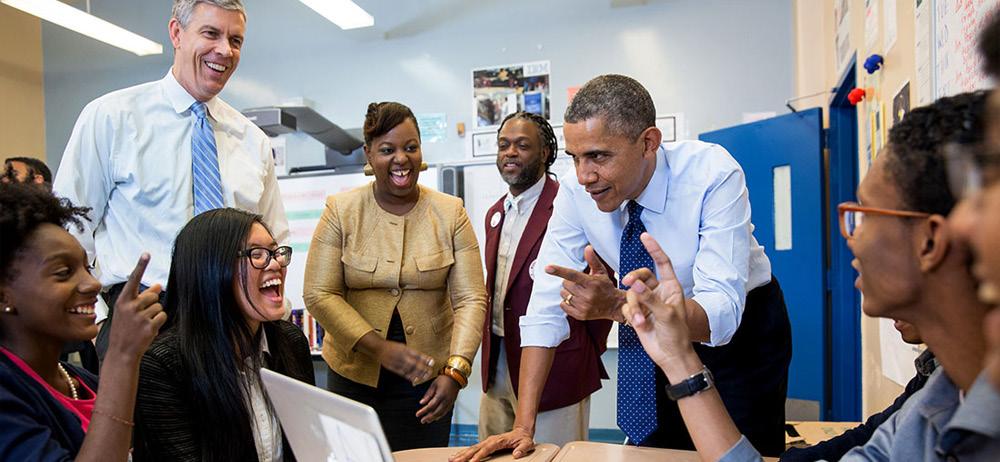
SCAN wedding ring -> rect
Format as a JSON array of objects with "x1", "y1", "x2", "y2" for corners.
[{"x1": 564, "y1": 293, "x2": 574, "y2": 306}]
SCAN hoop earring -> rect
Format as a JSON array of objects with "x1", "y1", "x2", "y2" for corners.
[{"x1": 363, "y1": 163, "x2": 374, "y2": 176}]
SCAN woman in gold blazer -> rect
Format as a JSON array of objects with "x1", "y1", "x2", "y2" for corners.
[{"x1": 303, "y1": 102, "x2": 486, "y2": 450}]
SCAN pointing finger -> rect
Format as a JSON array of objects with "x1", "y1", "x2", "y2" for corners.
[
  {"x1": 640, "y1": 233, "x2": 680, "y2": 285},
  {"x1": 120, "y1": 253, "x2": 151, "y2": 302},
  {"x1": 583, "y1": 245, "x2": 607, "y2": 276},
  {"x1": 545, "y1": 265, "x2": 590, "y2": 285}
]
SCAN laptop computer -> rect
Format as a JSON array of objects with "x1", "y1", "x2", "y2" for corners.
[{"x1": 260, "y1": 368, "x2": 395, "y2": 462}]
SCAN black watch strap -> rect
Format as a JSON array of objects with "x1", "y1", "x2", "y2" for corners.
[{"x1": 665, "y1": 366, "x2": 714, "y2": 401}]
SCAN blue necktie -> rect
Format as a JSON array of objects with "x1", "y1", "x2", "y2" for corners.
[
  {"x1": 190, "y1": 101, "x2": 224, "y2": 215},
  {"x1": 617, "y1": 200, "x2": 658, "y2": 444}
]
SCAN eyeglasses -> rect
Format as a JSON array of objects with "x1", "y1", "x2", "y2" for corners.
[
  {"x1": 944, "y1": 142, "x2": 1000, "y2": 199},
  {"x1": 837, "y1": 202, "x2": 931, "y2": 239},
  {"x1": 238, "y1": 246, "x2": 293, "y2": 269}
]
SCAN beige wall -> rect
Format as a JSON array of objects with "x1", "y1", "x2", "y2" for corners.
[
  {"x1": 0, "y1": 6, "x2": 45, "y2": 164},
  {"x1": 794, "y1": 0, "x2": 921, "y2": 418}
]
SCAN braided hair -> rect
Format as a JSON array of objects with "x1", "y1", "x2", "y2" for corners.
[{"x1": 497, "y1": 111, "x2": 558, "y2": 172}]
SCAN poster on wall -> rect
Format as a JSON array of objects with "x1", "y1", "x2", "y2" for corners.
[
  {"x1": 933, "y1": 0, "x2": 995, "y2": 99},
  {"x1": 472, "y1": 61, "x2": 551, "y2": 128},
  {"x1": 835, "y1": 0, "x2": 852, "y2": 75}
]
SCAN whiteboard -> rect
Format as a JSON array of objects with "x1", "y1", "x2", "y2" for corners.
[
  {"x1": 277, "y1": 169, "x2": 439, "y2": 313},
  {"x1": 933, "y1": 0, "x2": 996, "y2": 98}
]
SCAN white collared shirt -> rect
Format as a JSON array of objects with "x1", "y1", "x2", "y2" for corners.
[
  {"x1": 519, "y1": 141, "x2": 772, "y2": 348},
  {"x1": 491, "y1": 175, "x2": 546, "y2": 336},
  {"x1": 243, "y1": 332, "x2": 284, "y2": 462},
  {"x1": 53, "y1": 70, "x2": 289, "y2": 321}
]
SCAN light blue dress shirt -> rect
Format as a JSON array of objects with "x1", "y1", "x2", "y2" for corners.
[{"x1": 519, "y1": 141, "x2": 772, "y2": 348}]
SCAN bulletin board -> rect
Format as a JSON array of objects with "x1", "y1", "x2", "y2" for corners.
[{"x1": 827, "y1": 0, "x2": 997, "y2": 417}]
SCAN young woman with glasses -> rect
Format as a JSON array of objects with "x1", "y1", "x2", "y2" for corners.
[{"x1": 132, "y1": 208, "x2": 314, "y2": 462}]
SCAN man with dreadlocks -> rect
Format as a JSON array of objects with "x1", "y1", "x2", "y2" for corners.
[{"x1": 475, "y1": 112, "x2": 613, "y2": 446}]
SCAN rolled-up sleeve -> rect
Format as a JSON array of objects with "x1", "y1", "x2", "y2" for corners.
[
  {"x1": 446, "y1": 203, "x2": 487, "y2": 361},
  {"x1": 302, "y1": 197, "x2": 374, "y2": 353},
  {"x1": 719, "y1": 436, "x2": 764, "y2": 462},
  {"x1": 257, "y1": 137, "x2": 289, "y2": 244},
  {"x1": 691, "y1": 161, "x2": 753, "y2": 347},
  {"x1": 519, "y1": 184, "x2": 589, "y2": 348},
  {"x1": 53, "y1": 100, "x2": 115, "y2": 322}
]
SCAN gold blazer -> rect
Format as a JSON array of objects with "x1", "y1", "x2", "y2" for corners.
[{"x1": 303, "y1": 183, "x2": 487, "y2": 387}]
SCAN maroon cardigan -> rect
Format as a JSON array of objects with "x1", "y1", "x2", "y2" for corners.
[{"x1": 480, "y1": 176, "x2": 611, "y2": 412}]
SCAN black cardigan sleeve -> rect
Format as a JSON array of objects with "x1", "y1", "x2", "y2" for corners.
[{"x1": 132, "y1": 337, "x2": 200, "y2": 462}]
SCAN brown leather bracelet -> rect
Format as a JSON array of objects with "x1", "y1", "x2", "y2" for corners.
[{"x1": 440, "y1": 366, "x2": 468, "y2": 388}]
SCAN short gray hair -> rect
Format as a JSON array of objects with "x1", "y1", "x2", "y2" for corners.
[
  {"x1": 172, "y1": 0, "x2": 246, "y2": 28},
  {"x1": 564, "y1": 74, "x2": 656, "y2": 140}
]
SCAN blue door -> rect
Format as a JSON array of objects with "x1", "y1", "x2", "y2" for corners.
[{"x1": 700, "y1": 109, "x2": 826, "y2": 415}]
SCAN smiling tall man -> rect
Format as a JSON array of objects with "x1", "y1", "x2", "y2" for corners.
[{"x1": 53, "y1": 0, "x2": 288, "y2": 361}]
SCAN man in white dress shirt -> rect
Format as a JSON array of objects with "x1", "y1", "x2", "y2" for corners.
[
  {"x1": 452, "y1": 75, "x2": 791, "y2": 462},
  {"x1": 53, "y1": 0, "x2": 288, "y2": 360}
]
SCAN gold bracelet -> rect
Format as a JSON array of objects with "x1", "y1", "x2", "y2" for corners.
[
  {"x1": 446, "y1": 355, "x2": 472, "y2": 378},
  {"x1": 92, "y1": 408, "x2": 135, "y2": 427},
  {"x1": 440, "y1": 366, "x2": 468, "y2": 388}
]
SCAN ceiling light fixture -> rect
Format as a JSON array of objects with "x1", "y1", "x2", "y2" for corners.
[
  {"x1": 298, "y1": 0, "x2": 374, "y2": 30},
  {"x1": 1, "y1": 0, "x2": 163, "y2": 56}
]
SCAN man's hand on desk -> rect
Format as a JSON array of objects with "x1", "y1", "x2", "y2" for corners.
[
  {"x1": 449, "y1": 426, "x2": 534, "y2": 462},
  {"x1": 546, "y1": 245, "x2": 627, "y2": 323}
]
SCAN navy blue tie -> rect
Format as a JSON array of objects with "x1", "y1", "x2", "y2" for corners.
[
  {"x1": 190, "y1": 101, "x2": 224, "y2": 215},
  {"x1": 617, "y1": 200, "x2": 658, "y2": 444}
]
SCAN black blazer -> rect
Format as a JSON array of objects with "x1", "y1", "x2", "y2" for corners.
[
  {"x1": 0, "y1": 352, "x2": 99, "y2": 461},
  {"x1": 132, "y1": 320, "x2": 314, "y2": 462}
]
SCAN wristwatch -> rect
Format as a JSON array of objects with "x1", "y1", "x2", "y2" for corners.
[{"x1": 665, "y1": 366, "x2": 714, "y2": 401}]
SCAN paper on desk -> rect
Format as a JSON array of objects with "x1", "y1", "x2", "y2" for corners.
[{"x1": 319, "y1": 414, "x2": 384, "y2": 462}]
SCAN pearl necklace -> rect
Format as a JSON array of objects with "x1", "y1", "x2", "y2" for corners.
[{"x1": 57, "y1": 363, "x2": 79, "y2": 400}]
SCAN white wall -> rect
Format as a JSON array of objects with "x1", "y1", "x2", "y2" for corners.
[
  {"x1": 43, "y1": 0, "x2": 794, "y2": 169},
  {"x1": 40, "y1": 0, "x2": 794, "y2": 433}
]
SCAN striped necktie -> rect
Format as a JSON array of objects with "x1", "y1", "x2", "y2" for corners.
[
  {"x1": 617, "y1": 200, "x2": 659, "y2": 444},
  {"x1": 190, "y1": 101, "x2": 224, "y2": 215}
]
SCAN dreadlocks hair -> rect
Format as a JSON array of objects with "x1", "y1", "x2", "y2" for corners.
[{"x1": 497, "y1": 111, "x2": 559, "y2": 172}]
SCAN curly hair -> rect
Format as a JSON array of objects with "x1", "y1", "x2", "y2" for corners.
[
  {"x1": 0, "y1": 183, "x2": 90, "y2": 283},
  {"x1": 885, "y1": 91, "x2": 987, "y2": 216},
  {"x1": 497, "y1": 111, "x2": 558, "y2": 171}
]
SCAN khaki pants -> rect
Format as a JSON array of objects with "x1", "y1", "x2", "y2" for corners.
[{"x1": 478, "y1": 346, "x2": 590, "y2": 445}]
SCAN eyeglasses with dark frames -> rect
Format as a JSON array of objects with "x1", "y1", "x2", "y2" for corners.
[
  {"x1": 837, "y1": 202, "x2": 931, "y2": 240},
  {"x1": 238, "y1": 246, "x2": 293, "y2": 269}
]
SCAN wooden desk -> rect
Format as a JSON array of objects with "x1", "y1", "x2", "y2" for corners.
[
  {"x1": 393, "y1": 443, "x2": 560, "y2": 462},
  {"x1": 551, "y1": 441, "x2": 778, "y2": 462}
]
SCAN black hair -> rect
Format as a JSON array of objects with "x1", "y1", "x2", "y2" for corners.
[
  {"x1": 0, "y1": 183, "x2": 89, "y2": 283},
  {"x1": 363, "y1": 102, "x2": 420, "y2": 147},
  {"x1": 5, "y1": 157, "x2": 53, "y2": 184},
  {"x1": 497, "y1": 111, "x2": 558, "y2": 172},
  {"x1": 164, "y1": 208, "x2": 305, "y2": 461},
  {"x1": 564, "y1": 74, "x2": 656, "y2": 140},
  {"x1": 885, "y1": 90, "x2": 988, "y2": 215},
  {"x1": 978, "y1": 9, "x2": 1000, "y2": 78}
]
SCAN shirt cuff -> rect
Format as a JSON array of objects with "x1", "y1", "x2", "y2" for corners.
[
  {"x1": 95, "y1": 296, "x2": 111, "y2": 324},
  {"x1": 692, "y1": 291, "x2": 738, "y2": 347},
  {"x1": 718, "y1": 435, "x2": 763, "y2": 462},
  {"x1": 518, "y1": 313, "x2": 571, "y2": 348}
]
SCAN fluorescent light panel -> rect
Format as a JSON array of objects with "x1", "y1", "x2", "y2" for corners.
[
  {"x1": 299, "y1": 0, "x2": 374, "y2": 30},
  {"x1": 1, "y1": 0, "x2": 162, "y2": 56}
]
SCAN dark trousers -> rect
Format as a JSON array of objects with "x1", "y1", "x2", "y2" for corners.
[
  {"x1": 95, "y1": 282, "x2": 168, "y2": 364},
  {"x1": 326, "y1": 312, "x2": 452, "y2": 451},
  {"x1": 642, "y1": 277, "x2": 792, "y2": 457}
]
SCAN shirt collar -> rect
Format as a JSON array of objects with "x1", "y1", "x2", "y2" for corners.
[
  {"x1": 623, "y1": 144, "x2": 669, "y2": 215},
  {"x1": 259, "y1": 328, "x2": 270, "y2": 357},
  {"x1": 160, "y1": 68, "x2": 221, "y2": 121},
  {"x1": 937, "y1": 374, "x2": 1000, "y2": 454},
  {"x1": 915, "y1": 369, "x2": 962, "y2": 432},
  {"x1": 505, "y1": 175, "x2": 546, "y2": 214}
]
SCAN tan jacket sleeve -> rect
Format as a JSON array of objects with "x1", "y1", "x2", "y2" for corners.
[
  {"x1": 303, "y1": 196, "x2": 374, "y2": 354},
  {"x1": 446, "y1": 201, "x2": 487, "y2": 362}
]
